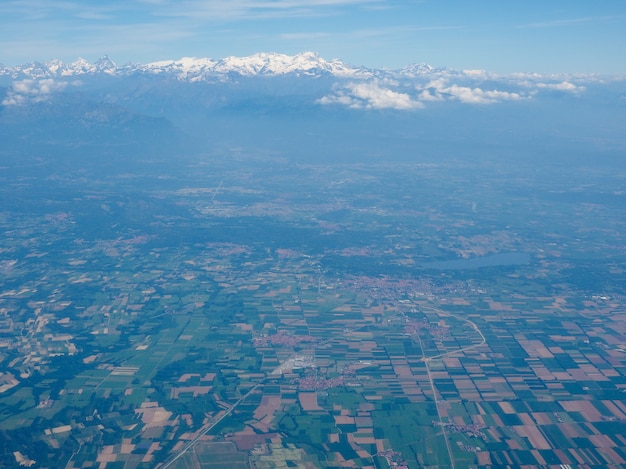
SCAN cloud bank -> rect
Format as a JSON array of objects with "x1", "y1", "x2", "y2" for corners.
[
  {"x1": 319, "y1": 76, "x2": 532, "y2": 110},
  {"x1": 419, "y1": 79, "x2": 526, "y2": 104},
  {"x1": 535, "y1": 80, "x2": 586, "y2": 93}
]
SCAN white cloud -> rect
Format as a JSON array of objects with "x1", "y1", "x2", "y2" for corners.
[
  {"x1": 417, "y1": 78, "x2": 526, "y2": 104},
  {"x1": 148, "y1": 0, "x2": 383, "y2": 20},
  {"x1": 279, "y1": 31, "x2": 332, "y2": 40},
  {"x1": 418, "y1": 89, "x2": 444, "y2": 102},
  {"x1": 442, "y1": 84, "x2": 524, "y2": 104},
  {"x1": 516, "y1": 16, "x2": 619, "y2": 29},
  {"x1": 514, "y1": 79, "x2": 586, "y2": 94},
  {"x1": 319, "y1": 75, "x2": 532, "y2": 110},
  {"x1": 2, "y1": 78, "x2": 67, "y2": 105},
  {"x1": 423, "y1": 78, "x2": 448, "y2": 90},
  {"x1": 462, "y1": 69, "x2": 489, "y2": 77},
  {"x1": 318, "y1": 80, "x2": 423, "y2": 110},
  {"x1": 0, "y1": 1, "x2": 120, "y2": 21},
  {"x1": 536, "y1": 81, "x2": 586, "y2": 93}
]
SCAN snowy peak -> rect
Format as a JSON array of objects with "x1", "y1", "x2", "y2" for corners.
[
  {"x1": 8, "y1": 61, "x2": 56, "y2": 79},
  {"x1": 139, "y1": 52, "x2": 369, "y2": 80},
  {"x1": 94, "y1": 55, "x2": 118, "y2": 74},
  {"x1": 398, "y1": 63, "x2": 436, "y2": 77},
  {"x1": 137, "y1": 57, "x2": 218, "y2": 80},
  {"x1": 211, "y1": 51, "x2": 364, "y2": 77},
  {"x1": 68, "y1": 58, "x2": 96, "y2": 75},
  {"x1": 44, "y1": 59, "x2": 69, "y2": 76}
]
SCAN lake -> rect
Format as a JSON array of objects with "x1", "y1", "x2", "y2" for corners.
[{"x1": 422, "y1": 252, "x2": 531, "y2": 270}]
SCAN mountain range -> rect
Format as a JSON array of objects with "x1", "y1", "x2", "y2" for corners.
[
  {"x1": 0, "y1": 52, "x2": 432, "y2": 81},
  {"x1": 1, "y1": 52, "x2": 624, "y2": 169},
  {"x1": 2, "y1": 50, "x2": 609, "y2": 85},
  {"x1": 2, "y1": 51, "x2": 616, "y2": 112}
]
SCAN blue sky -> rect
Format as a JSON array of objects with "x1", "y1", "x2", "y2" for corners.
[{"x1": 1, "y1": 0, "x2": 625, "y2": 74}]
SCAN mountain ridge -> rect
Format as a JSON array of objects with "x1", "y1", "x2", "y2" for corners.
[
  {"x1": 2, "y1": 51, "x2": 623, "y2": 114},
  {"x1": 0, "y1": 52, "x2": 380, "y2": 81},
  {"x1": 2, "y1": 51, "x2": 615, "y2": 88}
]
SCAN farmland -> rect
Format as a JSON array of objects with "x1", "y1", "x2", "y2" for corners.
[{"x1": 1, "y1": 155, "x2": 626, "y2": 468}]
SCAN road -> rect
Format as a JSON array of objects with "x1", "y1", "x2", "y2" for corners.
[
  {"x1": 158, "y1": 379, "x2": 265, "y2": 469},
  {"x1": 414, "y1": 305, "x2": 487, "y2": 469},
  {"x1": 416, "y1": 332, "x2": 456, "y2": 469}
]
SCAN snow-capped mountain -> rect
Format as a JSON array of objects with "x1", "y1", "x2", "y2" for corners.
[
  {"x1": 0, "y1": 52, "x2": 371, "y2": 81},
  {"x1": 0, "y1": 56, "x2": 120, "y2": 79},
  {"x1": 397, "y1": 63, "x2": 436, "y2": 77},
  {"x1": 5, "y1": 50, "x2": 591, "y2": 90},
  {"x1": 1, "y1": 51, "x2": 620, "y2": 116},
  {"x1": 208, "y1": 51, "x2": 366, "y2": 78}
]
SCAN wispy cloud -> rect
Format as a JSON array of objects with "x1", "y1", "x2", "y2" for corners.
[
  {"x1": 279, "y1": 31, "x2": 333, "y2": 40},
  {"x1": 348, "y1": 24, "x2": 459, "y2": 39},
  {"x1": 75, "y1": 11, "x2": 114, "y2": 20},
  {"x1": 0, "y1": 19, "x2": 197, "y2": 65},
  {"x1": 0, "y1": 1, "x2": 123, "y2": 21},
  {"x1": 2, "y1": 0, "x2": 373, "y2": 25},
  {"x1": 278, "y1": 24, "x2": 457, "y2": 47},
  {"x1": 516, "y1": 15, "x2": 621, "y2": 29},
  {"x1": 147, "y1": 0, "x2": 383, "y2": 20}
]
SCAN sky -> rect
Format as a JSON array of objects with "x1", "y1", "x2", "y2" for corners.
[{"x1": 1, "y1": 0, "x2": 625, "y2": 74}]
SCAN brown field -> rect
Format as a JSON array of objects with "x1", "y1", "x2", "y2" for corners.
[{"x1": 298, "y1": 391, "x2": 323, "y2": 411}]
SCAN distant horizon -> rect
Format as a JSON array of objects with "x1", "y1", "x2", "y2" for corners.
[{"x1": 1, "y1": 1, "x2": 625, "y2": 75}]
